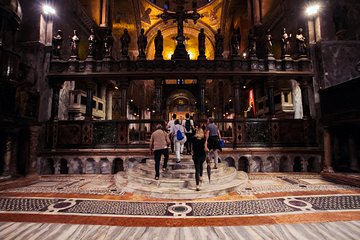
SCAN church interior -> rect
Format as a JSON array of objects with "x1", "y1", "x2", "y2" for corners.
[{"x1": 0, "y1": 0, "x2": 360, "y2": 239}]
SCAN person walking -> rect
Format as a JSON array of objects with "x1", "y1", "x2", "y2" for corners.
[
  {"x1": 150, "y1": 124, "x2": 170, "y2": 180},
  {"x1": 182, "y1": 113, "x2": 194, "y2": 154},
  {"x1": 204, "y1": 117, "x2": 222, "y2": 169},
  {"x1": 171, "y1": 119, "x2": 187, "y2": 163},
  {"x1": 167, "y1": 113, "x2": 177, "y2": 153},
  {"x1": 192, "y1": 125, "x2": 206, "y2": 191}
]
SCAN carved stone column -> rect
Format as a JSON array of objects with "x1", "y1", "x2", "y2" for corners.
[
  {"x1": 50, "y1": 81, "x2": 64, "y2": 121},
  {"x1": 198, "y1": 78, "x2": 206, "y2": 118},
  {"x1": 232, "y1": 77, "x2": 243, "y2": 118},
  {"x1": 154, "y1": 78, "x2": 163, "y2": 116},
  {"x1": 266, "y1": 78, "x2": 276, "y2": 118},
  {"x1": 28, "y1": 125, "x2": 41, "y2": 175},
  {"x1": 248, "y1": 0, "x2": 262, "y2": 25},
  {"x1": 322, "y1": 126, "x2": 334, "y2": 173},
  {"x1": 117, "y1": 79, "x2": 129, "y2": 119},
  {"x1": 2, "y1": 135, "x2": 12, "y2": 177},
  {"x1": 299, "y1": 78, "x2": 311, "y2": 119},
  {"x1": 106, "y1": 86, "x2": 113, "y2": 120},
  {"x1": 85, "y1": 81, "x2": 96, "y2": 120}
]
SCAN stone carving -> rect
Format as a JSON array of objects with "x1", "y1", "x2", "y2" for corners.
[
  {"x1": 247, "y1": 29, "x2": 257, "y2": 57},
  {"x1": 296, "y1": 28, "x2": 307, "y2": 57},
  {"x1": 214, "y1": 28, "x2": 224, "y2": 58},
  {"x1": 265, "y1": 29, "x2": 273, "y2": 56},
  {"x1": 137, "y1": 28, "x2": 147, "y2": 59},
  {"x1": 70, "y1": 30, "x2": 80, "y2": 58},
  {"x1": 52, "y1": 29, "x2": 63, "y2": 58},
  {"x1": 120, "y1": 28, "x2": 131, "y2": 58},
  {"x1": 198, "y1": 28, "x2": 206, "y2": 59},
  {"x1": 281, "y1": 28, "x2": 292, "y2": 58},
  {"x1": 231, "y1": 27, "x2": 241, "y2": 56},
  {"x1": 88, "y1": 28, "x2": 96, "y2": 57},
  {"x1": 154, "y1": 30, "x2": 163, "y2": 59},
  {"x1": 104, "y1": 28, "x2": 114, "y2": 58}
]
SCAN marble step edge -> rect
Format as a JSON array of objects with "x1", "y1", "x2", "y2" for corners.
[
  {"x1": 136, "y1": 163, "x2": 227, "y2": 174},
  {"x1": 132, "y1": 165, "x2": 230, "y2": 179},
  {"x1": 122, "y1": 178, "x2": 247, "y2": 199},
  {"x1": 126, "y1": 167, "x2": 238, "y2": 185},
  {"x1": 123, "y1": 170, "x2": 241, "y2": 189}
]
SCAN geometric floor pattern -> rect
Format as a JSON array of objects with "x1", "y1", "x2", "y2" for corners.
[{"x1": 1, "y1": 173, "x2": 360, "y2": 239}]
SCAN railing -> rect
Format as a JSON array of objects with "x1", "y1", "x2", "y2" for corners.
[{"x1": 44, "y1": 118, "x2": 317, "y2": 149}]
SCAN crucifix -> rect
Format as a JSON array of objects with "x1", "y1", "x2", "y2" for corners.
[{"x1": 158, "y1": 0, "x2": 202, "y2": 60}]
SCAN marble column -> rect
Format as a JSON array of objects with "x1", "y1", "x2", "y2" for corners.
[
  {"x1": 106, "y1": 86, "x2": 113, "y2": 120},
  {"x1": 50, "y1": 81, "x2": 64, "y2": 121},
  {"x1": 266, "y1": 78, "x2": 276, "y2": 118},
  {"x1": 322, "y1": 127, "x2": 334, "y2": 173},
  {"x1": 248, "y1": 0, "x2": 262, "y2": 25},
  {"x1": 118, "y1": 79, "x2": 129, "y2": 119},
  {"x1": 198, "y1": 78, "x2": 206, "y2": 117},
  {"x1": 28, "y1": 125, "x2": 41, "y2": 175},
  {"x1": 349, "y1": 134, "x2": 359, "y2": 172},
  {"x1": 2, "y1": 135, "x2": 12, "y2": 177},
  {"x1": 154, "y1": 78, "x2": 163, "y2": 116},
  {"x1": 299, "y1": 78, "x2": 311, "y2": 119},
  {"x1": 218, "y1": 80, "x2": 224, "y2": 118},
  {"x1": 85, "y1": 81, "x2": 96, "y2": 120},
  {"x1": 232, "y1": 77, "x2": 242, "y2": 118}
]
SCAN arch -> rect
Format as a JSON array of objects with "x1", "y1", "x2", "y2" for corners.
[
  {"x1": 307, "y1": 157, "x2": 321, "y2": 172},
  {"x1": 85, "y1": 158, "x2": 97, "y2": 174},
  {"x1": 128, "y1": 158, "x2": 138, "y2": 169},
  {"x1": 41, "y1": 158, "x2": 55, "y2": 174},
  {"x1": 238, "y1": 156, "x2": 249, "y2": 172},
  {"x1": 263, "y1": 156, "x2": 275, "y2": 172},
  {"x1": 113, "y1": 158, "x2": 124, "y2": 173},
  {"x1": 100, "y1": 158, "x2": 111, "y2": 174},
  {"x1": 279, "y1": 156, "x2": 289, "y2": 172},
  {"x1": 60, "y1": 158, "x2": 68, "y2": 174},
  {"x1": 224, "y1": 157, "x2": 235, "y2": 168},
  {"x1": 69, "y1": 158, "x2": 83, "y2": 174},
  {"x1": 251, "y1": 156, "x2": 262, "y2": 172},
  {"x1": 293, "y1": 156, "x2": 303, "y2": 172}
]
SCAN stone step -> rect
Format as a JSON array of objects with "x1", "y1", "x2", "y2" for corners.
[
  {"x1": 127, "y1": 167, "x2": 238, "y2": 188},
  {"x1": 116, "y1": 172, "x2": 248, "y2": 199}
]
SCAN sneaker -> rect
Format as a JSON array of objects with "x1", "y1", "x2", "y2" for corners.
[
  {"x1": 199, "y1": 176, "x2": 203, "y2": 182},
  {"x1": 176, "y1": 160, "x2": 181, "y2": 163},
  {"x1": 214, "y1": 165, "x2": 218, "y2": 169},
  {"x1": 196, "y1": 186, "x2": 200, "y2": 191},
  {"x1": 162, "y1": 168, "x2": 167, "y2": 171},
  {"x1": 155, "y1": 177, "x2": 159, "y2": 180}
]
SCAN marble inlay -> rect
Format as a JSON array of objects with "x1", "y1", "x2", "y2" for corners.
[{"x1": 1, "y1": 221, "x2": 360, "y2": 240}]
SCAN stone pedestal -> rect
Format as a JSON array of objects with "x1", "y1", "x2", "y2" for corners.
[
  {"x1": 28, "y1": 125, "x2": 41, "y2": 175},
  {"x1": 68, "y1": 58, "x2": 79, "y2": 72},
  {"x1": 282, "y1": 57, "x2": 293, "y2": 71},
  {"x1": 85, "y1": 57, "x2": 95, "y2": 72},
  {"x1": 267, "y1": 54, "x2": 276, "y2": 71},
  {"x1": 322, "y1": 127, "x2": 334, "y2": 173}
]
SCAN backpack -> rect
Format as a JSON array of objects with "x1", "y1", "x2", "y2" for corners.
[
  {"x1": 185, "y1": 119, "x2": 191, "y2": 132},
  {"x1": 176, "y1": 129, "x2": 184, "y2": 141}
]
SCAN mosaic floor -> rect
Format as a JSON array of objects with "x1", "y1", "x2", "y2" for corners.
[{"x1": 1, "y1": 173, "x2": 360, "y2": 239}]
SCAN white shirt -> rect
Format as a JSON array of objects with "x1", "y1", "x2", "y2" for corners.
[{"x1": 182, "y1": 118, "x2": 194, "y2": 133}]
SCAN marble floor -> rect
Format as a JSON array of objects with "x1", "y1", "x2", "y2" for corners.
[{"x1": 0, "y1": 173, "x2": 360, "y2": 239}]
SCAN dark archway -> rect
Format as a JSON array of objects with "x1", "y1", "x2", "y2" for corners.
[
  {"x1": 293, "y1": 156, "x2": 302, "y2": 172},
  {"x1": 238, "y1": 156, "x2": 249, "y2": 172},
  {"x1": 113, "y1": 158, "x2": 124, "y2": 173},
  {"x1": 224, "y1": 157, "x2": 235, "y2": 168},
  {"x1": 279, "y1": 156, "x2": 289, "y2": 172},
  {"x1": 60, "y1": 158, "x2": 68, "y2": 174}
]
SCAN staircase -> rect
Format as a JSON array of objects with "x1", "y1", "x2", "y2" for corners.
[{"x1": 115, "y1": 154, "x2": 248, "y2": 199}]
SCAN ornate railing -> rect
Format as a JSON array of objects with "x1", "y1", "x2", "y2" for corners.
[{"x1": 44, "y1": 118, "x2": 317, "y2": 149}]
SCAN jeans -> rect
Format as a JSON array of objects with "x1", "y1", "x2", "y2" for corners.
[{"x1": 154, "y1": 148, "x2": 169, "y2": 178}]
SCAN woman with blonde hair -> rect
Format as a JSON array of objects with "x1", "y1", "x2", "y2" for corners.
[{"x1": 192, "y1": 124, "x2": 206, "y2": 191}]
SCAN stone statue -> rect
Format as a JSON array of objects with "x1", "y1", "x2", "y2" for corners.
[
  {"x1": 52, "y1": 29, "x2": 63, "y2": 58},
  {"x1": 265, "y1": 29, "x2": 273, "y2": 55},
  {"x1": 231, "y1": 27, "x2": 241, "y2": 56},
  {"x1": 120, "y1": 28, "x2": 131, "y2": 57},
  {"x1": 296, "y1": 28, "x2": 307, "y2": 56},
  {"x1": 154, "y1": 30, "x2": 163, "y2": 59},
  {"x1": 281, "y1": 28, "x2": 291, "y2": 57},
  {"x1": 104, "y1": 28, "x2": 114, "y2": 57},
  {"x1": 137, "y1": 28, "x2": 147, "y2": 59},
  {"x1": 88, "y1": 28, "x2": 96, "y2": 57},
  {"x1": 70, "y1": 30, "x2": 80, "y2": 58},
  {"x1": 198, "y1": 28, "x2": 206, "y2": 57},
  {"x1": 215, "y1": 28, "x2": 224, "y2": 57},
  {"x1": 247, "y1": 29, "x2": 257, "y2": 57}
]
